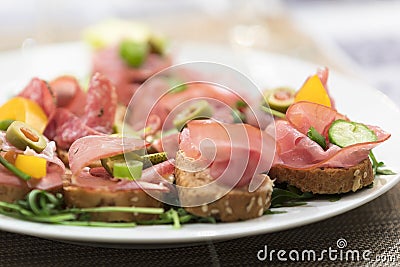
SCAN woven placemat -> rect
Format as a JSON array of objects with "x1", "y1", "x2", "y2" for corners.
[{"x1": 0, "y1": 182, "x2": 399, "y2": 267}]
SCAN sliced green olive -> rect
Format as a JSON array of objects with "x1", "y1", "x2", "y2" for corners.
[
  {"x1": 6, "y1": 121, "x2": 47, "y2": 153},
  {"x1": 263, "y1": 87, "x2": 295, "y2": 113},
  {"x1": 0, "y1": 119, "x2": 15, "y2": 131},
  {"x1": 119, "y1": 39, "x2": 149, "y2": 68},
  {"x1": 101, "y1": 151, "x2": 167, "y2": 174},
  {"x1": 113, "y1": 160, "x2": 143, "y2": 180},
  {"x1": 173, "y1": 100, "x2": 213, "y2": 131}
]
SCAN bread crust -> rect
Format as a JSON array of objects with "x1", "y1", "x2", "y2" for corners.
[
  {"x1": 268, "y1": 158, "x2": 374, "y2": 194},
  {"x1": 63, "y1": 174, "x2": 163, "y2": 222},
  {"x1": 175, "y1": 151, "x2": 274, "y2": 222},
  {"x1": 0, "y1": 184, "x2": 30, "y2": 203}
]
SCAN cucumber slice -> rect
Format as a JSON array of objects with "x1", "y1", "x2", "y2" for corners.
[
  {"x1": 328, "y1": 119, "x2": 377, "y2": 147},
  {"x1": 113, "y1": 160, "x2": 143, "y2": 180}
]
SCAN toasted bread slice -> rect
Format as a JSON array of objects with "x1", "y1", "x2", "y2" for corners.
[
  {"x1": 63, "y1": 173, "x2": 163, "y2": 222},
  {"x1": 268, "y1": 158, "x2": 373, "y2": 194},
  {"x1": 175, "y1": 151, "x2": 274, "y2": 222},
  {"x1": 0, "y1": 184, "x2": 30, "y2": 203}
]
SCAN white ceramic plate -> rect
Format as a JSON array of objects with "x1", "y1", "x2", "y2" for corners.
[{"x1": 0, "y1": 42, "x2": 399, "y2": 246}]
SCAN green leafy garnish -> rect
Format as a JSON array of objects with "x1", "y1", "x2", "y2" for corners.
[
  {"x1": 307, "y1": 126, "x2": 327, "y2": 150},
  {"x1": 0, "y1": 154, "x2": 31, "y2": 181},
  {"x1": 369, "y1": 151, "x2": 396, "y2": 176},
  {"x1": 235, "y1": 100, "x2": 247, "y2": 109},
  {"x1": 264, "y1": 209, "x2": 287, "y2": 215},
  {"x1": 270, "y1": 185, "x2": 314, "y2": 208},
  {"x1": 0, "y1": 191, "x2": 218, "y2": 229},
  {"x1": 232, "y1": 108, "x2": 246, "y2": 123}
]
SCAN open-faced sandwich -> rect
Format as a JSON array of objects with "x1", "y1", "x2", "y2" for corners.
[
  {"x1": 175, "y1": 120, "x2": 275, "y2": 222},
  {"x1": 64, "y1": 135, "x2": 174, "y2": 222},
  {"x1": 264, "y1": 68, "x2": 391, "y2": 194}
]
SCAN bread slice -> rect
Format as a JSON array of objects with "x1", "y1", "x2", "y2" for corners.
[
  {"x1": 63, "y1": 173, "x2": 163, "y2": 222},
  {"x1": 268, "y1": 158, "x2": 373, "y2": 194},
  {"x1": 175, "y1": 151, "x2": 274, "y2": 222},
  {"x1": 0, "y1": 184, "x2": 30, "y2": 203}
]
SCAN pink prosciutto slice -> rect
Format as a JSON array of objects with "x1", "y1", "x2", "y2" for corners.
[
  {"x1": 73, "y1": 167, "x2": 168, "y2": 191},
  {"x1": 179, "y1": 120, "x2": 275, "y2": 188},
  {"x1": 92, "y1": 46, "x2": 172, "y2": 105},
  {"x1": 286, "y1": 101, "x2": 348, "y2": 137},
  {"x1": 68, "y1": 135, "x2": 170, "y2": 192},
  {"x1": 159, "y1": 83, "x2": 241, "y2": 112},
  {"x1": 272, "y1": 102, "x2": 391, "y2": 170},
  {"x1": 68, "y1": 135, "x2": 147, "y2": 176},
  {"x1": 18, "y1": 77, "x2": 56, "y2": 118}
]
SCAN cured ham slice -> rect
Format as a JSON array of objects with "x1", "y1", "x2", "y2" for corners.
[
  {"x1": 68, "y1": 135, "x2": 147, "y2": 176},
  {"x1": 286, "y1": 101, "x2": 347, "y2": 137},
  {"x1": 272, "y1": 102, "x2": 391, "y2": 170},
  {"x1": 73, "y1": 167, "x2": 168, "y2": 191},
  {"x1": 92, "y1": 46, "x2": 172, "y2": 105},
  {"x1": 68, "y1": 136, "x2": 169, "y2": 193},
  {"x1": 179, "y1": 120, "x2": 275, "y2": 188}
]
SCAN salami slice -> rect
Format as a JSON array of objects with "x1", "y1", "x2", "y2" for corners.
[
  {"x1": 82, "y1": 73, "x2": 117, "y2": 134},
  {"x1": 44, "y1": 108, "x2": 101, "y2": 150},
  {"x1": 18, "y1": 78, "x2": 56, "y2": 117}
]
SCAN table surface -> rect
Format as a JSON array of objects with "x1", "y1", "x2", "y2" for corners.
[{"x1": 0, "y1": 3, "x2": 399, "y2": 266}]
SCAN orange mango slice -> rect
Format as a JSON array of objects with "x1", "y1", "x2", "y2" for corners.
[{"x1": 294, "y1": 75, "x2": 331, "y2": 107}]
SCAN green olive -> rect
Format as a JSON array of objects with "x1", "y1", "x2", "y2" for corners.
[
  {"x1": 173, "y1": 100, "x2": 213, "y2": 130},
  {"x1": 6, "y1": 121, "x2": 47, "y2": 153},
  {"x1": 263, "y1": 87, "x2": 296, "y2": 113},
  {"x1": 119, "y1": 39, "x2": 149, "y2": 68}
]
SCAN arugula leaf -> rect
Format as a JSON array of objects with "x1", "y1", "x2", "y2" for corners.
[
  {"x1": 270, "y1": 187, "x2": 314, "y2": 208},
  {"x1": 369, "y1": 151, "x2": 396, "y2": 176}
]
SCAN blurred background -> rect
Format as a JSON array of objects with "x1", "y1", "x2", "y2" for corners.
[{"x1": 1, "y1": 0, "x2": 399, "y2": 104}]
